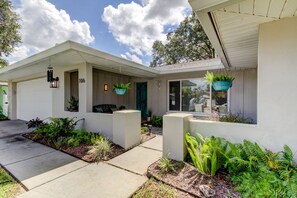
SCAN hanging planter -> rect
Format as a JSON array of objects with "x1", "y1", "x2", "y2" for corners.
[
  {"x1": 204, "y1": 71, "x2": 234, "y2": 91},
  {"x1": 113, "y1": 83, "x2": 131, "y2": 95}
]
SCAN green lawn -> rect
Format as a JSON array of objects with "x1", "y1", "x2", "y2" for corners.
[{"x1": 0, "y1": 167, "x2": 23, "y2": 198}]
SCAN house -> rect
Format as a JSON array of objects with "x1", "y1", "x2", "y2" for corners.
[
  {"x1": 162, "y1": 0, "x2": 297, "y2": 161},
  {"x1": 0, "y1": 40, "x2": 257, "y2": 138}
]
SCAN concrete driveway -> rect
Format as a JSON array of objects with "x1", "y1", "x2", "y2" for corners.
[{"x1": 0, "y1": 120, "x2": 32, "y2": 138}]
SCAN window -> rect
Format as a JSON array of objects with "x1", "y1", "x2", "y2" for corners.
[{"x1": 168, "y1": 78, "x2": 229, "y2": 114}]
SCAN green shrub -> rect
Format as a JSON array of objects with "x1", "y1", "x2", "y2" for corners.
[
  {"x1": 152, "y1": 116, "x2": 163, "y2": 127},
  {"x1": 87, "y1": 136, "x2": 111, "y2": 162},
  {"x1": 219, "y1": 113, "x2": 254, "y2": 124},
  {"x1": 0, "y1": 106, "x2": 8, "y2": 120},
  {"x1": 141, "y1": 127, "x2": 149, "y2": 134},
  {"x1": 158, "y1": 156, "x2": 175, "y2": 173}
]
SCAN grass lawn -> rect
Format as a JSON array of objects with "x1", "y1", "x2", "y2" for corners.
[
  {"x1": 133, "y1": 179, "x2": 194, "y2": 198},
  {"x1": 0, "y1": 167, "x2": 24, "y2": 198}
]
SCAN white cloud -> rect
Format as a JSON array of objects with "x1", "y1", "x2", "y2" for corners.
[
  {"x1": 102, "y1": 0, "x2": 190, "y2": 58},
  {"x1": 8, "y1": 0, "x2": 94, "y2": 63},
  {"x1": 121, "y1": 52, "x2": 143, "y2": 64}
]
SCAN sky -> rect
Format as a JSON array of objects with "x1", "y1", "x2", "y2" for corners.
[{"x1": 9, "y1": 0, "x2": 191, "y2": 66}]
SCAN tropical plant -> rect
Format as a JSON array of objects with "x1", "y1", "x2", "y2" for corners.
[
  {"x1": 113, "y1": 83, "x2": 131, "y2": 90},
  {"x1": 67, "y1": 96, "x2": 79, "y2": 112},
  {"x1": 152, "y1": 116, "x2": 163, "y2": 127},
  {"x1": 185, "y1": 132, "x2": 229, "y2": 176},
  {"x1": 204, "y1": 71, "x2": 234, "y2": 83},
  {"x1": 158, "y1": 155, "x2": 175, "y2": 174},
  {"x1": 141, "y1": 127, "x2": 149, "y2": 134},
  {"x1": 26, "y1": 117, "x2": 44, "y2": 129},
  {"x1": 87, "y1": 136, "x2": 111, "y2": 162}
]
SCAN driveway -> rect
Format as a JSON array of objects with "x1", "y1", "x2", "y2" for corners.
[{"x1": 0, "y1": 120, "x2": 162, "y2": 198}]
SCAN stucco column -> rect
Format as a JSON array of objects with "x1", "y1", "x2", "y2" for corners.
[
  {"x1": 78, "y1": 63, "x2": 93, "y2": 113},
  {"x1": 163, "y1": 113, "x2": 193, "y2": 161},
  {"x1": 8, "y1": 82, "x2": 17, "y2": 119}
]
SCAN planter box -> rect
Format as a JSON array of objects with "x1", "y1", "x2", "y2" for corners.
[{"x1": 114, "y1": 88, "x2": 126, "y2": 95}]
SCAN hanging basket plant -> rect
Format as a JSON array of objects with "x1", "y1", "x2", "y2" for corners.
[
  {"x1": 205, "y1": 71, "x2": 235, "y2": 91},
  {"x1": 113, "y1": 83, "x2": 131, "y2": 95}
]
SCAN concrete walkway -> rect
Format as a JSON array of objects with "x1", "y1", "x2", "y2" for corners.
[{"x1": 0, "y1": 121, "x2": 163, "y2": 198}]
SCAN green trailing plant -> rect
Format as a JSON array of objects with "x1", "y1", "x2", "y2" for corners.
[
  {"x1": 158, "y1": 155, "x2": 175, "y2": 174},
  {"x1": 67, "y1": 96, "x2": 79, "y2": 112},
  {"x1": 219, "y1": 113, "x2": 254, "y2": 124},
  {"x1": 113, "y1": 83, "x2": 131, "y2": 90},
  {"x1": 151, "y1": 116, "x2": 163, "y2": 127},
  {"x1": 87, "y1": 136, "x2": 111, "y2": 162},
  {"x1": 204, "y1": 71, "x2": 234, "y2": 83}
]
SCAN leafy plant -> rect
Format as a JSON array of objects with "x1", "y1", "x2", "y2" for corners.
[
  {"x1": 219, "y1": 113, "x2": 254, "y2": 124},
  {"x1": 26, "y1": 117, "x2": 44, "y2": 129},
  {"x1": 147, "y1": 109, "x2": 152, "y2": 117},
  {"x1": 87, "y1": 136, "x2": 111, "y2": 162},
  {"x1": 204, "y1": 71, "x2": 234, "y2": 83},
  {"x1": 0, "y1": 106, "x2": 8, "y2": 120},
  {"x1": 141, "y1": 127, "x2": 149, "y2": 134},
  {"x1": 158, "y1": 155, "x2": 175, "y2": 174},
  {"x1": 67, "y1": 96, "x2": 79, "y2": 112},
  {"x1": 152, "y1": 116, "x2": 163, "y2": 127},
  {"x1": 113, "y1": 83, "x2": 131, "y2": 90}
]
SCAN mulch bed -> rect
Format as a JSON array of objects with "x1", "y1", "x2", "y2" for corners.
[
  {"x1": 147, "y1": 160, "x2": 241, "y2": 198},
  {"x1": 23, "y1": 132, "x2": 156, "y2": 163}
]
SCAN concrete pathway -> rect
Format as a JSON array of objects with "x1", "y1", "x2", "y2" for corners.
[{"x1": 0, "y1": 121, "x2": 163, "y2": 198}]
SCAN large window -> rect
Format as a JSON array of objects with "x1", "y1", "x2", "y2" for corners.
[{"x1": 168, "y1": 78, "x2": 228, "y2": 114}]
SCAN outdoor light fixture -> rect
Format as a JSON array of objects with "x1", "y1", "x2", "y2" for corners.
[
  {"x1": 47, "y1": 58, "x2": 59, "y2": 88},
  {"x1": 104, "y1": 84, "x2": 108, "y2": 91}
]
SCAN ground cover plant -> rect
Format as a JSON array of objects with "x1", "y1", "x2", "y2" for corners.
[
  {"x1": 185, "y1": 132, "x2": 297, "y2": 197},
  {"x1": 0, "y1": 167, "x2": 24, "y2": 197}
]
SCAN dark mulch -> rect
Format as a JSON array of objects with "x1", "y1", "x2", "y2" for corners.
[
  {"x1": 148, "y1": 160, "x2": 241, "y2": 198},
  {"x1": 23, "y1": 132, "x2": 125, "y2": 163},
  {"x1": 23, "y1": 132, "x2": 156, "y2": 163}
]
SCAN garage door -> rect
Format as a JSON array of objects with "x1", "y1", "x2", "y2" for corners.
[{"x1": 17, "y1": 78, "x2": 52, "y2": 121}]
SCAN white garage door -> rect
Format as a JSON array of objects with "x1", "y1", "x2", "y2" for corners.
[{"x1": 17, "y1": 78, "x2": 52, "y2": 121}]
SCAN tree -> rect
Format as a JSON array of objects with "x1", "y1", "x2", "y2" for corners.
[
  {"x1": 0, "y1": 0, "x2": 21, "y2": 67},
  {"x1": 150, "y1": 12, "x2": 215, "y2": 67}
]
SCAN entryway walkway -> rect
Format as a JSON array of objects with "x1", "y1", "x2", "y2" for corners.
[{"x1": 0, "y1": 121, "x2": 163, "y2": 198}]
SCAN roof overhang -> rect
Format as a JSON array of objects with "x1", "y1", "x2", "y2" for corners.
[
  {"x1": 0, "y1": 41, "x2": 159, "y2": 82},
  {"x1": 189, "y1": 0, "x2": 297, "y2": 68}
]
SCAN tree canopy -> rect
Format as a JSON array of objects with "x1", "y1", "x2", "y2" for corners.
[
  {"x1": 0, "y1": 0, "x2": 21, "y2": 67},
  {"x1": 150, "y1": 12, "x2": 215, "y2": 67}
]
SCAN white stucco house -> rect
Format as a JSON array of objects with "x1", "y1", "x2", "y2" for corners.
[{"x1": 163, "y1": 0, "x2": 297, "y2": 161}]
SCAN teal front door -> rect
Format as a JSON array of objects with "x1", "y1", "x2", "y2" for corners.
[{"x1": 136, "y1": 82, "x2": 147, "y2": 117}]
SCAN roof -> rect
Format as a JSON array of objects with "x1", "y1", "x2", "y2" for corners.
[
  {"x1": 153, "y1": 58, "x2": 223, "y2": 74},
  {"x1": 0, "y1": 40, "x2": 223, "y2": 82},
  {"x1": 189, "y1": 0, "x2": 297, "y2": 68}
]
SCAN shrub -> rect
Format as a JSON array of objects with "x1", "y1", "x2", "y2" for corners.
[
  {"x1": 158, "y1": 155, "x2": 175, "y2": 173},
  {"x1": 0, "y1": 106, "x2": 8, "y2": 120},
  {"x1": 219, "y1": 113, "x2": 254, "y2": 124},
  {"x1": 26, "y1": 117, "x2": 44, "y2": 129},
  {"x1": 87, "y1": 136, "x2": 111, "y2": 162},
  {"x1": 152, "y1": 116, "x2": 163, "y2": 127},
  {"x1": 141, "y1": 127, "x2": 149, "y2": 134}
]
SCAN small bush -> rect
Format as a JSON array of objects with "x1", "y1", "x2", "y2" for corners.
[
  {"x1": 87, "y1": 136, "x2": 111, "y2": 162},
  {"x1": 219, "y1": 113, "x2": 254, "y2": 124},
  {"x1": 158, "y1": 156, "x2": 175, "y2": 173},
  {"x1": 152, "y1": 116, "x2": 163, "y2": 127},
  {"x1": 26, "y1": 117, "x2": 44, "y2": 129}
]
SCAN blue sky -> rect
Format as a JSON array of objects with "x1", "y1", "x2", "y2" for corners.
[{"x1": 10, "y1": 0, "x2": 191, "y2": 65}]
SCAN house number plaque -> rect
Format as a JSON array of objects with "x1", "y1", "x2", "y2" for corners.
[{"x1": 79, "y1": 78, "x2": 85, "y2": 83}]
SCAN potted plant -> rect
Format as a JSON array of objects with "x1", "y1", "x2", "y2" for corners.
[
  {"x1": 113, "y1": 83, "x2": 131, "y2": 95},
  {"x1": 204, "y1": 71, "x2": 234, "y2": 91},
  {"x1": 67, "y1": 96, "x2": 79, "y2": 112},
  {"x1": 147, "y1": 109, "x2": 152, "y2": 121}
]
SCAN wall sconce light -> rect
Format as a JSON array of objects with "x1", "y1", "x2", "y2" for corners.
[
  {"x1": 104, "y1": 84, "x2": 108, "y2": 91},
  {"x1": 47, "y1": 60, "x2": 59, "y2": 88}
]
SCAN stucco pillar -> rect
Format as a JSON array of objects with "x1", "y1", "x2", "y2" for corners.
[
  {"x1": 78, "y1": 63, "x2": 92, "y2": 113},
  {"x1": 113, "y1": 110, "x2": 141, "y2": 149},
  {"x1": 8, "y1": 82, "x2": 17, "y2": 119},
  {"x1": 163, "y1": 113, "x2": 193, "y2": 161}
]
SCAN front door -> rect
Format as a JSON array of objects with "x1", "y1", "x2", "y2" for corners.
[{"x1": 136, "y1": 82, "x2": 147, "y2": 117}]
